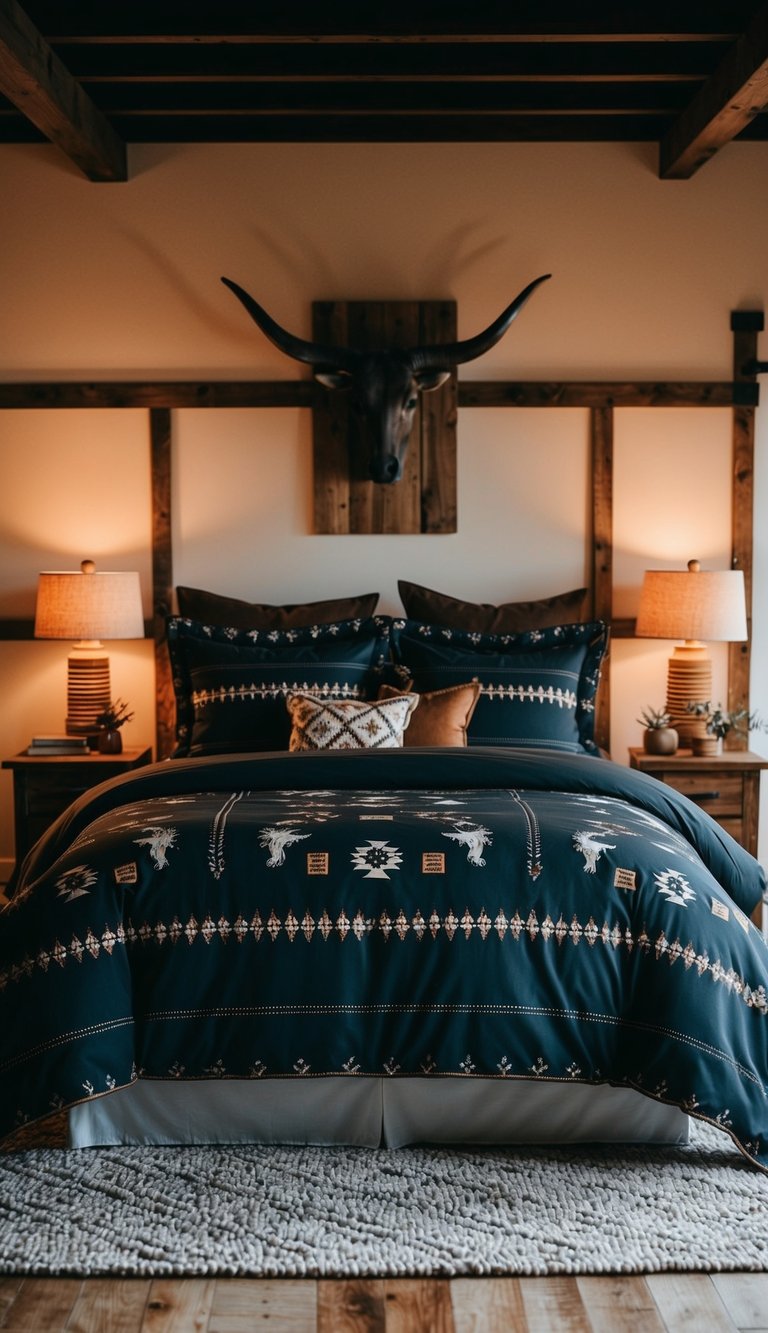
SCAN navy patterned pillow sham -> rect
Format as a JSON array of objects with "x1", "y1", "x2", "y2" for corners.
[
  {"x1": 391, "y1": 619, "x2": 608, "y2": 754},
  {"x1": 167, "y1": 615, "x2": 392, "y2": 756}
]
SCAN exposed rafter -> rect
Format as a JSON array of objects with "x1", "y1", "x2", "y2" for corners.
[
  {"x1": 0, "y1": 0, "x2": 126, "y2": 180},
  {"x1": 660, "y1": 2, "x2": 768, "y2": 177},
  {"x1": 0, "y1": 4, "x2": 766, "y2": 175}
]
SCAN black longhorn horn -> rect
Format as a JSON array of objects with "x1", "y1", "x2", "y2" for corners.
[
  {"x1": 222, "y1": 277, "x2": 358, "y2": 371},
  {"x1": 409, "y1": 274, "x2": 551, "y2": 371}
]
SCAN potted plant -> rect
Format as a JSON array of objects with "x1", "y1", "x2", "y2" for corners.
[
  {"x1": 637, "y1": 706, "x2": 678, "y2": 756},
  {"x1": 685, "y1": 700, "x2": 764, "y2": 756},
  {"x1": 95, "y1": 698, "x2": 134, "y2": 754}
]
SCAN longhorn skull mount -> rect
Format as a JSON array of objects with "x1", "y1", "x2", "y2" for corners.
[{"x1": 222, "y1": 273, "x2": 551, "y2": 485}]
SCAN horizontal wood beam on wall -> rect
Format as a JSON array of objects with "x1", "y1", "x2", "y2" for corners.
[
  {"x1": 0, "y1": 618, "x2": 154, "y2": 640},
  {"x1": 0, "y1": 381, "x2": 316, "y2": 409},
  {"x1": 0, "y1": 379, "x2": 757, "y2": 410},
  {"x1": 459, "y1": 381, "x2": 758, "y2": 408}
]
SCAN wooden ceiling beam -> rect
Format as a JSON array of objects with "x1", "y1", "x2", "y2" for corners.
[
  {"x1": 0, "y1": 0, "x2": 126, "y2": 180},
  {"x1": 46, "y1": 33, "x2": 740, "y2": 46},
  {"x1": 660, "y1": 3, "x2": 768, "y2": 177}
]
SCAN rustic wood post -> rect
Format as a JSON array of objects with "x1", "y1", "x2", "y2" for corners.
[
  {"x1": 728, "y1": 311, "x2": 763, "y2": 749},
  {"x1": 591, "y1": 406, "x2": 614, "y2": 754},
  {"x1": 150, "y1": 407, "x2": 174, "y2": 759}
]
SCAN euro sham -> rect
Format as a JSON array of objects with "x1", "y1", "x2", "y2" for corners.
[
  {"x1": 392, "y1": 619, "x2": 608, "y2": 754},
  {"x1": 167, "y1": 615, "x2": 391, "y2": 756}
]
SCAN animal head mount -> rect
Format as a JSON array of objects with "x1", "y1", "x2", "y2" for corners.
[{"x1": 222, "y1": 273, "x2": 551, "y2": 484}]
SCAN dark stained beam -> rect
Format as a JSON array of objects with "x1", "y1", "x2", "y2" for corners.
[
  {"x1": 0, "y1": 0, "x2": 126, "y2": 179},
  {"x1": 0, "y1": 378, "x2": 756, "y2": 410},
  {"x1": 64, "y1": 42, "x2": 726, "y2": 82},
  {"x1": 660, "y1": 3, "x2": 768, "y2": 177},
  {"x1": 23, "y1": 4, "x2": 746, "y2": 45}
]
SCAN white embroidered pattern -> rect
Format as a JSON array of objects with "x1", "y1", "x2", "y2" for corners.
[
  {"x1": 350, "y1": 840, "x2": 403, "y2": 879},
  {"x1": 655, "y1": 868, "x2": 697, "y2": 907},
  {"x1": 442, "y1": 822, "x2": 493, "y2": 867},
  {"x1": 134, "y1": 826, "x2": 178, "y2": 871},
  {"x1": 573, "y1": 829, "x2": 617, "y2": 873},
  {"x1": 258, "y1": 826, "x2": 311, "y2": 867}
]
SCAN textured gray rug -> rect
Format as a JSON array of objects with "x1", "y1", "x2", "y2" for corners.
[{"x1": 0, "y1": 1122, "x2": 765, "y2": 1277}]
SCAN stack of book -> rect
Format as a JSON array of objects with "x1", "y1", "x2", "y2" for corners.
[{"x1": 27, "y1": 735, "x2": 90, "y2": 756}]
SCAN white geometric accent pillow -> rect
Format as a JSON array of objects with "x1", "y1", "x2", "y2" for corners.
[{"x1": 286, "y1": 691, "x2": 419, "y2": 751}]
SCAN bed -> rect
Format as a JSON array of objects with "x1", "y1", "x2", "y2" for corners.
[{"x1": 1, "y1": 589, "x2": 767, "y2": 1172}]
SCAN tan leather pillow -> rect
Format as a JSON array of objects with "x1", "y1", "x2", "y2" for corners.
[
  {"x1": 176, "y1": 586, "x2": 379, "y2": 630},
  {"x1": 397, "y1": 579, "x2": 588, "y2": 634},
  {"x1": 378, "y1": 681, "x2": 480, "y2": 747}
]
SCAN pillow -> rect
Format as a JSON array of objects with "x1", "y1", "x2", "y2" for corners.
[
  {"x1": 287, "y1": 691, "x2": 419, "y2": 751},
  {"x1": 167, "y1": 615, "x2": 392, "y2": 756},
  {"x1": 397, "y1": 579, "x2": 588, "y2": 634},
  {"x1": 392, "y1": 619, "x2": 608, "y2": 754},
  {"x1": 378, "y1": 681, "x2": 480, "y2": 747},
  {"x1": 176, "y1": 586, "x2": 379, "y2": 630}
]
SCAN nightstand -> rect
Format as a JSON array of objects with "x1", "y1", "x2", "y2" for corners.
[
  {"x1": 2, "y1": 746, "x2": 153, "y2": 866},
  {"x1": 628, "y1": 747, "x2": 768, "y2": 858}
]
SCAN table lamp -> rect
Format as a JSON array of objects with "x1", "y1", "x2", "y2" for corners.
[
  {"x1": 635, "y1": 558, "x2": 748, "y2": 743},
  {"x1": 34, "y1": 559, "x2": 144, "y2": 736}
]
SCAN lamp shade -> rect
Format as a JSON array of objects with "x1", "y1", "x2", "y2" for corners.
[
  {"x1": 34, "y1": 560, "x2": 144, "y2": 641},
  {"x1": 635, "y1": 560, "x2": 747, "y2": 643}
]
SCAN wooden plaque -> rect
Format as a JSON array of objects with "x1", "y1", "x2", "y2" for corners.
[{"x1": 311, "y1": 299, "x2": 457, "y2": 534}]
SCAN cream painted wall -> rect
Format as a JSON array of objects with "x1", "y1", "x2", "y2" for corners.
[{"x1": 1, "y1": 140, "x2": 767, "y2": 883}]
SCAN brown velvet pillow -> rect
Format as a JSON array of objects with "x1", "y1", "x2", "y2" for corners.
[
  {"x1": 378, "y1": 681, "x2": 480, "y2": 747},
  {"x1": 176, "y1": 586, "x2": 379, "y2": 630},
  {"x1": 397, "y1": 579, "x2": 588, "y2": 634}
]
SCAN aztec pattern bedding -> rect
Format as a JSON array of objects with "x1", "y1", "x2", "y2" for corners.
[{"x1": 1, "y1": 746, "x2": 767, "y2": 1171}]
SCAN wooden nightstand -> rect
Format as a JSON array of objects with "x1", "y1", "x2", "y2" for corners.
[
  {"x1": 628, "y1": 747, "x2": 768, "y2": 858},
  {"x1": 2, "y1": 746, "x2": 153, "y2": 867}
]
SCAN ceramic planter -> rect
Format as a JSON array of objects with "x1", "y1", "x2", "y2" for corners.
[
  {"x1": 98, "y1": 729, "x2": 123, "y2": 754},
  {"x1": 691, "y1": 735, "x2": 723, "y2": 757},
  {"x1": 643, "y1": 727, "x2": 678, "y2": 755}
]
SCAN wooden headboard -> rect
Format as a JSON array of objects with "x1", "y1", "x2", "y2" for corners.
[{"x1": 0, "y1": 309, "x2": 761, "y2": 759}]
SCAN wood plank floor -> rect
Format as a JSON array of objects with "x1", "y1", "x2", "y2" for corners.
[{"x1": 0, "y1": 1274, "x2": 765, "y2": 1331}]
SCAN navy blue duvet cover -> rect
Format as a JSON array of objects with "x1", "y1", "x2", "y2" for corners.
[{"x1": 1, "y1": 746, "x2": 767, "y2": 1171}]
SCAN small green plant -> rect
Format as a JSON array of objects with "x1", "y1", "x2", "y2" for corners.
[
  {"x1": 95, "y1": 698, "x2": 134, "y2": 731},
  {"x1": 637, "y1": 706, "x2": 673, "y2": 730},
  {"x1": 685, "y1": 700, "x2": 766, "y2": 740}
]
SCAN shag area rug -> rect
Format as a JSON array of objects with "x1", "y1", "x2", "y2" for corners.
[{"x1": 0, "y1": 1121, "x2": 765, "y2": 1278}]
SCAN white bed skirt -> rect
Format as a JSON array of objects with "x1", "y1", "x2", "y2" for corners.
[{"x1": 68, "y1": 1078, "x2": 690, "y2": 1149}]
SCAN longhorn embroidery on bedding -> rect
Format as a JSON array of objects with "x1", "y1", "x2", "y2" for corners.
[
  {"x1": 259, "y1": 826, "x2": 311, "y2": 868},
  {"x1": 134, "y1": 826, "x2": 178, "y2": 871},
  {"x1": 441, "y1": 822, "x2": 493, "y2": 868},
  {"x1": 509, "y1": 790, "x2": 543, "y2": 879},
  {"x1": 208, "y1": 791, "x2": 245, "y2": 879}
]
